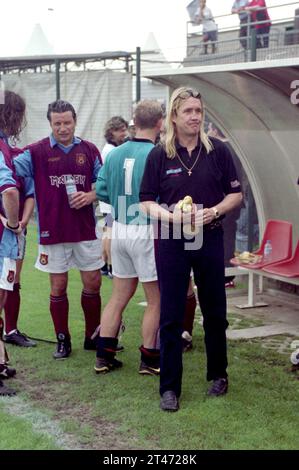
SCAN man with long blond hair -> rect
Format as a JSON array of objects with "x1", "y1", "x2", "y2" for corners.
[{"x1": 140, "y1": 87, "x2": 242, "y2": 411}]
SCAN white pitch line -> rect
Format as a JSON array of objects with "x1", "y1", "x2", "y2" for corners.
[{"x1": 0, "y1": 396, "x2": 84, "y2": 450}]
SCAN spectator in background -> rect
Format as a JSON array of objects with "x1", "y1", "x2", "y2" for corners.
[
  {"x1": 231, "y1": 0, "x2": 250, "y2": 49},
  {"x1": 195, "y1": 0, "x2": 218, "y2": 54},
  {"x1": 101, "y1": 116, "x2": 128, "y2": 162},
  {"x1": 235, "y1": 182, "x2": 259, "y2": 253},
  {"x1": 100, "y1": 116, "x2": 129, "y2": 277},
  {"x1": 245, "y1": 0, "x2": 271, "y2": 48}
]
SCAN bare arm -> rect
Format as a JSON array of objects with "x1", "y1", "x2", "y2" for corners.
[
  {"x1": 2, "y1": 188, "x2": 20, "y2": 228},
  {"x1": 20, "y1": 197, "x2": 34, "y2": 228},
  {"x1": 245, "y1": 2, "x2": 263, "y2": 12},
  {"x1": 140, "y1": 201, "x2": 174, "y2": 223},
  {"x1": 232, "y1": 3, "x2": 248, "y2": 14},
  {"x1": 214, "y1": 192, "x2": 243, "y2": 215},
  {"x1": 202, "y1": 193, "x2": 243, "y2": 225},
  {"x1": 141, "y1": 193, "x2": 242, "y2": 228}
]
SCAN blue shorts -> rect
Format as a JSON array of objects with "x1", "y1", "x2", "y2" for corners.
[{"x1": 203, "y1": 30, "x2": 217, "y2": 42}]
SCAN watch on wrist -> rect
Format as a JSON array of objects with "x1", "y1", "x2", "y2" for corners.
[{"x1": 212, "y1": 207, "x2": 220, "y2": 219}]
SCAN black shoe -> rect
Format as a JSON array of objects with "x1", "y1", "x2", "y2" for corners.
[
  {"x1": 53, "y1": 333, "x2": 72, "y2": 360},
  {"x1": 101, "y1": 264, "x2": 113, "y2": 279},
  {"x1": 84, "y1": 336, "x2": 98, "y2": 350},
  {"x1": 160, "y1": 391, "x2": 179, "y2": 412},
  {"x1": 0, "y1": 364, "x2": 16, "y2": 379},
  {"x1": 100, "y1": 264, "x2": 109, "y2": 276},
  {"x1": 94, "y1": 356, "x2": 123, "y2": 374},
  {"x1": 107, "y1": 264, "x2": 113, "y2": 279},
  {"x1": 0, "y1": 379, "x2": 16, "y2": 396},
  {"x1": 4, "y1": 330, "x2": 36, "y2": 347},
  {"x1": 207, "y1": 378, "x2": 228, "y2": 397},
  {"x1": 139, "y1": 361, "x2": 160, "y2": 376}
]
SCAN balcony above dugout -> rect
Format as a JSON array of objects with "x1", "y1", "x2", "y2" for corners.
[{"x1": 185, "y1": 2, "x2": 299, "y2": 67}]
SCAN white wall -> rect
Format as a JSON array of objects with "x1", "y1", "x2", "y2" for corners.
[{"x1": 2, "y1": 69, "x2": 132, "y2": 152}]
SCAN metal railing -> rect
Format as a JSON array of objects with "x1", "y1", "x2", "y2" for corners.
[
  {"x1": 187, "y1": 1, "x2": 299, "y2": 35},
  {"x1": 186, "y1": 1, "x2": 299, "y2": 65},
  {"x1": 185, "y1": 28, "x2": 299, "y2": 65}
]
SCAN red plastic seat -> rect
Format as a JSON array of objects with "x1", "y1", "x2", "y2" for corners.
[
  {"x1": 230, "y1": 219, "x2": 293, "y2": 269},
  {"x1": 262, "y1": 241, "x2": 299, "y2": 277}
]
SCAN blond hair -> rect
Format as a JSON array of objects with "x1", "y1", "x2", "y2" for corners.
[
  {"x1": 134, "y1": 100, "x2": 163, "y2": 129},
  {"x1": 164, "y1": 86, "x2": 213, "y2": 159}
]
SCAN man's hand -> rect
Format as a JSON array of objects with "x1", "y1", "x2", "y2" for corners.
[
  {"x1": 193, "y1": 207, "x2": 204, "y2": 228},
  {"x1": 19, "y1": 220, "x2": 27, "y2": 230},
  {"x1": 173, "y1": 201, "x2": 202, "y2": 226},
  {"x1": 69, "y1": 191, "x2": 94, "y2": 209},
  {"x1": 0, "y1": 215, "x2": 23, "y2": 234},
  {"x1": 202, "y1": 207, "x2": 217, "y2": 225}
]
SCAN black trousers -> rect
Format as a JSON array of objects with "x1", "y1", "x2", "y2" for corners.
[
  {"x1": 157, "y1": 228, "x2": 228, "y2": 397},
  {"x1": 256, "y1": 25, "x2": 270, "y2": 48}
]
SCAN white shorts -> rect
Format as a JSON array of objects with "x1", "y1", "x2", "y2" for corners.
[
  {"x1": 35, "y1": 239, "x2": 105, "y2": 274},
  {"x1": 0, "y1": 257, "x2": 16, "y2": 291},
  {"x1": 111, "y1": 222, "x2": 157, "y2": 282}
]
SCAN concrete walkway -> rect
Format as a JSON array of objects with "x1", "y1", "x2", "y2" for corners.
[
  {"x1": 227, "y1": 291, "x2": 299, "y2": 340},
  {"x1": 138, "y1": 290, "x2": 299, "y2": 340}
]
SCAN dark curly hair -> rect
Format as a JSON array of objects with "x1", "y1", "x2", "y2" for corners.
[
  {"x1": 104, "y1": 116, "x2": 128, "y2": 141},
  {"x1": 0, "y1": 90, "x2": 26, "y2": 143}
]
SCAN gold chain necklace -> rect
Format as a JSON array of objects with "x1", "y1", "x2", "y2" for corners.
[{"x1": 176, "y1": 142, "x2": 202, "y2": 176}]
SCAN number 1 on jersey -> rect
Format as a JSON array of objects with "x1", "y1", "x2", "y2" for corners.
[{"x1": 123, "y1": 158, "x2": 135, "y2": 195}]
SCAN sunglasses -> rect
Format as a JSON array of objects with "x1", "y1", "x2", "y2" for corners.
[{"x1": 175, "y1": 89, "x2": 201, "y2": 100}]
